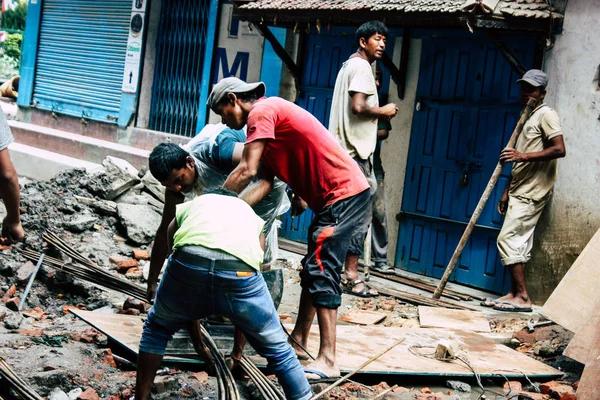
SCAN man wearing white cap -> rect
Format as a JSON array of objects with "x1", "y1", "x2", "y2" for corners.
[{"x1": 482, "y1": 69, "x2": 566, "y2": 312}]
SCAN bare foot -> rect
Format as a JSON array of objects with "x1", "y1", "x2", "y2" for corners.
[{"x1": 304, "y1": 358, "x2": 340, "y2": 381}]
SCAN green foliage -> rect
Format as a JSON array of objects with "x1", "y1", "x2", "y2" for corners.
[
  {"x1": 2, "y1": 1, "x2": 28, "y2": 31},
  {"x1": 4, "y1": 32, "x2": 22, "y2": 60},
  {"x1": 0, "y1": 53, "x2": 18, "y2": 78}
]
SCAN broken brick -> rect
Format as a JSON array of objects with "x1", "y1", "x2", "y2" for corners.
[
  {"x1": 540, "y1": 381, "x2": 575, "y2": 398},
  {"x1": 22, "y1": 307, "x2": 46, "y2": 320},
  {"x1": 378, "y1": 299, "x2": 397, "y2": 311},
  {"x1": 18, "y1": 329, "x2": 44, "y2": 336},
  {"x1": 421, "y1": 387, "x2": 433, "y2": 394},
  {"x1": 504, "y1": 381, "x2": 523, "y2": 393},
  {"x1": 1, "y1": 284, "x2": 16, "y2": 302},
  {"x1": 98, "y1": 348, "x2": 117, "y2": 368},
  {"x1": 125, "y1": 269, "x2": 143, "y2": 280},
  {"x1": 0, "y1": 244, "x2": 12, "y2": 251},
  {"x1": 123, "y1": 297, "x2": 146, "y2": 313},
  {"x1": 189, "y1": 371, "x2": 208, "y2": 384},
  {"x1": 116, "y1": 259, "x2": 138, "y2": 273},
  {"x1": 6, "y1": 297, "x2": 20, "y2": 311},
  {"x1": 77, "y1": 387, "x2": 100, "y2": 400},
  {"x1": 132, "y1": 249, "x2": 149, "y2": 260}
]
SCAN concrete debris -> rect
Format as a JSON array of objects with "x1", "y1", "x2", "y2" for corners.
[
  {"x1": 74, "y1": 196, "x2": 118, "y2": 217},
  {"x1": 103, "y1": 156, "x2": 139, "y2": 178},
  {"x1": 77, "y1": 387, "x2": 100, "y2": 400},
  {"x1": 153, "y1": 375, "x2": 179, "y2": 394},
  {"x1": 117, "y1": 203, "x2": 161, "y2": 245},
  {"x1": 140, "y1": 169, "x2": 165, "y2": 203},
  {"x1": 63, "y1": 214, "x2": 98, "y2": 233},
  {"x1": 16, "y1": 261, "x2": 36, "y2": 283},
  {"x1": 85, "y1": 163, "x2": 140, "y2": 201},
  {"x1": 68, "y1": 388, "x2": 84, "y2": 400},
  {"x1": 3, "y1": 310, "x2": 21, "y2": 329},
  {"x1": 29, "y1": 370, "x2": 72, "y2": 394},
  {"x1": 48, "y1": 387, "x2": 70, "y2": 400},
  {"x1": 446, "y1": 380, "x2": 471, "y2": 392}
]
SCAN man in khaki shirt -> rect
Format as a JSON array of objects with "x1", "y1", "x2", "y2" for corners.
[{"x1": 482, "y1": 69, "x2": 566, "y2": 312}]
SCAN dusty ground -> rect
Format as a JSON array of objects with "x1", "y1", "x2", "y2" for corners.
[{"x1": 0, "y1": 167, "x2": 583, "y2": 400}]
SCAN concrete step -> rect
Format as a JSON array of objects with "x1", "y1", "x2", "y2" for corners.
[
  {"x1": 8, "y1": 142, "x2": 103, "y2": 181},
  {"x1": 8, "y1": 120, "x2": 150, "y2": 170}
]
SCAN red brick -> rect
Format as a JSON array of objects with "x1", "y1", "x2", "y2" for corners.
[
  {"x1": 120, "y1": 308, "x2": 140, "y2": 316},
  {"x1": 2, "y1": 285, "x2": 16, "y2": 302},
  {"x1": 77, "y1": 388, "x2": 100, "y2": 400},
  {"x1": 132, "y1": 249, "x2": 149, "y2": 260},
  {"x1": 19, "y1": 329, "x2": 44, "y2": 336},
  {"x1": 22, "y1": 307, "x2": 46, "y2": 320},
  {"x1": 125, "y1": 269, "x2": 143, "y2": 280},
  {"x1": 6, "y1": 297, "x2": 20, "y2": 311},
  {"x1": 541, "y1": 381, "x2": 575, "y2": 398},
  {"x1": 116, "y1": 259, "x2": 138, "y2": 273},
  {"x1": 98, "y1": 349, "x2": 117, "y2": 368},
  {"x1": 504, "y1": 381, "x2": 523, "y2": 393},
  {"x1": 421, "y1": 387, "x2": 433, "y2": 394}
]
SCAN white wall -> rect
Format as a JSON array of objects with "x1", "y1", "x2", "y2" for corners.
[
  {"x1": 528, "y1": 0, "x2": 600, "y2": 301},
  {"x1": 207, "y1": 3, "x2": 265, "y2": 124},
  {"x1": 381, "y1": 37, "x2": 421, "y2": 264}
]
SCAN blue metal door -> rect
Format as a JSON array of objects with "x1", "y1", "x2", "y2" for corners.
[
  {"x1": 279, "y1": 29, "x2": 370, "y2": 242},
  {"x1": 149, "y1": 0, "x2": 213, "y2": 137},
  {"x1": 396, "y1": 35, "x2": 535, "y2": 293},
  {"x1": 32, "y1": 0, "x2": 131, "y2": 123}
]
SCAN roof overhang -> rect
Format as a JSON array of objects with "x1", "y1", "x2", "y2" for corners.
[{"x1": 231, "y1": 1, "x2": 564, "y2": 33}]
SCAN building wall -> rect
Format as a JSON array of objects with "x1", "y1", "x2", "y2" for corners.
[
  {"x1": 207, "y1": 3, "x2": 265, "y2": 124},
  {"x1": 380, "y1": 36, "x2": 421, "y2": 265},
  {"x1": 529, "y1": 0, "x2": 600, "y2": 302}
]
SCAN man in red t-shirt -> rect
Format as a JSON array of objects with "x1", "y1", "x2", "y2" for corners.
[{"x1": 208, "y1": 77, "x2": 370, "y2": 381}]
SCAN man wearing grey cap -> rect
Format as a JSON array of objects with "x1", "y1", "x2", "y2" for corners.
[
  {"x1": 482, "y1": 69, "x2": 566, "y2": 312},
  {"x1": 208, "y1": 77, "x2": 371, "y2": 382}
]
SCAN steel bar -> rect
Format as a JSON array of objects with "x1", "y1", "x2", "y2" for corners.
[
  {"x1": 370, "y1": 283, "x2": 479, "y2": 311},
  {"x1": 18, "y1": 252, "x2": 45, "y2": 314},
  {"x1": 0, "y1": 357, "x2": 44, "y2": 400},
  {"x1": 433, "y1": 97, "x2": 539, "y2": 299},
  {"x1": 311, "y1": 338, "x2": 406, "y2": 400},
  {"x1": 240, "y1": 355, "x2": 285, "y2": 400}
]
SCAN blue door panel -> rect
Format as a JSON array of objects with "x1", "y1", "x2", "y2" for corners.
[{"x1": 397, "y1": 34, "x2": 536, "y2": 293}]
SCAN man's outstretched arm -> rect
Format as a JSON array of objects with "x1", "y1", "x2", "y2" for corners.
[{"x1": 223, "y1": 140, "x2": 267, "y2": 194}]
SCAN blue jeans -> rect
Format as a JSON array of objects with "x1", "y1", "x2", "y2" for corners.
[{"x1": 140, "y1": 256, "x2": 312, "y2": 400}]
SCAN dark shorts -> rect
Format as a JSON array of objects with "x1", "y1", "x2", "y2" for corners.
[
  {"x1": 347, "y1": 157, "x2": 377, "y2": 255},
  {"x1": 299, "y1": 189, "x2": 370, "y2": 309}
]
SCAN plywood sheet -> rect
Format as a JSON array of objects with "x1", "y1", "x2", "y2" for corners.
[
  {"x1": 339, "y1": 309, "x2": 386, "y2": 325},
  {"x1": 71, "y1": 310, "x2": 561, "y2": 378},
  {"x1": 563, "y1": 309, "x2": 600, "y2": 364},
  {"x1": 418, "y1": 306, "x2": 491, "y2": 332},
  {"x1": 70, "y1": 309, "x2": 200, "y2": 363},
  {"x1": 578, "y1": 355, "x2": 600, "y2": 400},
  {"x1": 542, "y1": 228, "x2": 600, "y2": 334}
]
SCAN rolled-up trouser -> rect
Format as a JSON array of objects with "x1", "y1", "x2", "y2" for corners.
[
  {"x1": 347, "y1": 157, "x2": 378, "y2": 255},
  {"x1": 140, "y1": 253, "x2": 312, "y2": 400},
  {"x1": 371, "y1": 171, "x2": 389, "y2": 265},
  {"x1": 300, "y1": 189, "x2": 371, "y2": 309},
  {"x1": 497, "y1": 194, "x2": 549, "y2": 266}
]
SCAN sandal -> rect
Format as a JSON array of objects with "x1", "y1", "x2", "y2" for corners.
[{"x1": 342, "y1": 279, "x2": 378, "y2": 298}]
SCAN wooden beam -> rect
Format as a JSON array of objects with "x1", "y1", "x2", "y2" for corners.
[
  {"x1": 487, "y1": 33, "x2": 527, "y2": 76},
  {"x1": 254, "y1": 22, "x2": 302, "y2": 86}
]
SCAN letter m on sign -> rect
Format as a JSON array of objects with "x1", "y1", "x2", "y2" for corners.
[{"x1": 212, "y1": 48, "x2": 249, "y2": 83}]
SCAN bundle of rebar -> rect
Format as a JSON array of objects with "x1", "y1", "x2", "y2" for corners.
[
  {"x1": 20, "y1": 230, "x2": 240, "y2": 400},
  {"x1": 369, "y1": 282, "x2": 478, "y2": 311},
  {"x1": 0, "y1": 357, "x2": 43, "y2": 400},
  {"x1": 239, "y1": 355, "x2": 285, "y2": 400}
]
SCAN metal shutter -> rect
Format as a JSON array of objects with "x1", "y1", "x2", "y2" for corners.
[{"x1": 32, "y1": 0, "x2": 131, "y2": 123}]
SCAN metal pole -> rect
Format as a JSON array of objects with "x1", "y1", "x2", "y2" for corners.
[{"x1": 18, "y1": 253, "x2": 45, "y2": 315}]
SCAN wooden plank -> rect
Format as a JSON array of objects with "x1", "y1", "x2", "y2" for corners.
[
  {"x1": 542, "y1": 228, "x2": 600, "y2": 334},
  {"x1": 72, "y1": 310, "x2": 561, "y2": 378},
  {"x1": 578, "y1": 355, "x2": 600, "y2": 400},
  {"x1": 564, "y1": 309, "x2": 600, "y2": 364},
  {"x1": 418, "y1": 306, "x2": 491, "y2": 333},
  {"x1": 339, "y1": 309, "x2": 387, "y2": 325}
]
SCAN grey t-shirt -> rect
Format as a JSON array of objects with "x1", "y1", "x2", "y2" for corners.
[{"x1": 0, "y1": 109, "x2": 14, "y2": 151}]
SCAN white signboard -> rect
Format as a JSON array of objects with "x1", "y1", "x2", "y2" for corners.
[{"x1": 121, "y1": 0, "x2": 148, "y2": 93}]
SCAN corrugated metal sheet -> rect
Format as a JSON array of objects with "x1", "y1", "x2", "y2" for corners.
[
  {"x1": 32, "y1": 0, "x2": 131, "y2": 123},
  {"x1": 149, "y1": 0, "x2": 211, "y2": 137}
]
